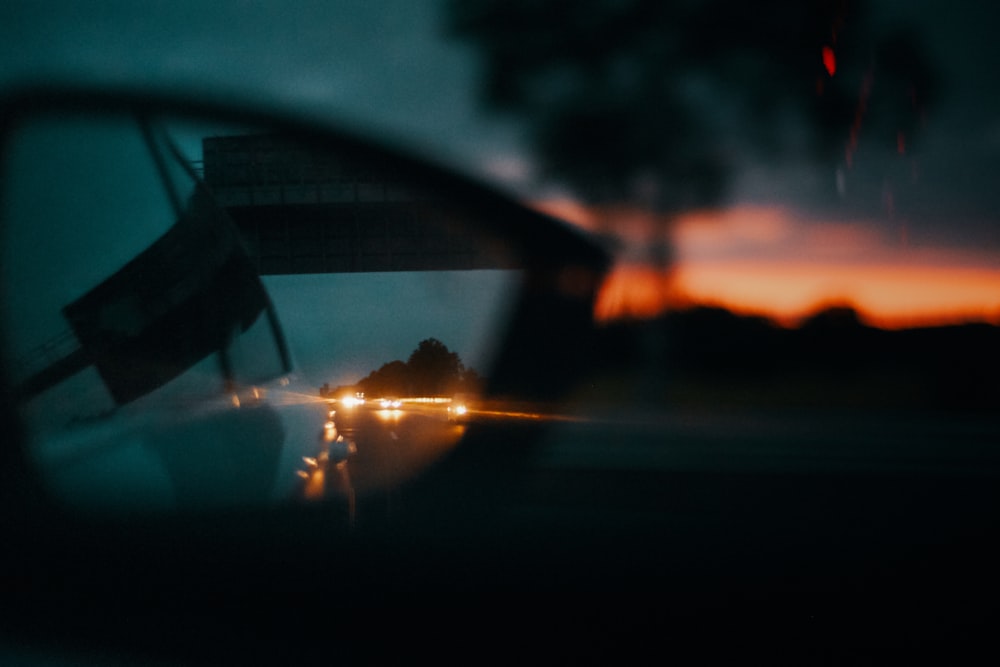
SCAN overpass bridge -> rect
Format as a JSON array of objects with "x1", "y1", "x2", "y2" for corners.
[{"x1": 201, "y1": 134, "x2": 520, "y2": 274}]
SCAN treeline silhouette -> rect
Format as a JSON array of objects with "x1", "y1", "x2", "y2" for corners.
[
  {"x1": 320, "y1": 337, "x2": 483, "y2": 400},
  {"x1": 593, "y1": 305, "x2": 1000, "y2": 412},
  {"x1": 323, "y1": 313, "x2": 1000, "y2": 413}
]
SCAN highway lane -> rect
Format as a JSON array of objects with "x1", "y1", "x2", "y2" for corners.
[
  {"x1": 20, "y1": 382, "x2": 469, "y2": 517},
  {"x1": 20, "y1": 386, "x2": 1000, "y2": 631},
  {"x1": 26, "y1": 375, "x2": 1000, "y2": 545},
  {"x1": 293, "y1": 401, "x2": 467, "y2": 522}
]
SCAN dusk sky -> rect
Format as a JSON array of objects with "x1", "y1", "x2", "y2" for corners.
[{"x1": 2, "y1": 0, "x2": 999, "y2": 344}]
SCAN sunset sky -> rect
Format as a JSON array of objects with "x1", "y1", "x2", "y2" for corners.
[
  {"x1": 539, "y1": 201, "x2": 1000, "y2": 328},
  {"x1": 519, "y1": 0, "x2": 1000, "y2": 329}
]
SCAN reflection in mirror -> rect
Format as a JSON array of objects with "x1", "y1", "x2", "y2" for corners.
[{"x1": 0, "y1": 109, "x2": 523, "y2": 518}]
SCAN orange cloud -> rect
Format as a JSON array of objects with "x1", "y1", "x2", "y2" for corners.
[
  {"x1": 565, "y1": 203, "x2": 1000, "y2": 328},
  {"x1": 594, "y1": 264, "x2": 680, "y2": 322},
  {"x1": 672, "y1": 260, "x2": 1000, "y2": 328}
]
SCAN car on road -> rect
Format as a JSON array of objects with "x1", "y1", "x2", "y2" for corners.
[
  {"x1": 379, "y1": 397, "x2": 403, "y2": 410},
  {"x1": 446, "y1": 393, "x2": 471, "y2": 422}
]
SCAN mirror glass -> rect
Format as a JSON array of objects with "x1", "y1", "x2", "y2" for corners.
[{"x1": 0, "y1": 108, "x2": 524, "y2": 517}]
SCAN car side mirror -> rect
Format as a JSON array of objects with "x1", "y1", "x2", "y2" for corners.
[{"x1": 0, "y1": 86, "x2": 609, "y2": 519}]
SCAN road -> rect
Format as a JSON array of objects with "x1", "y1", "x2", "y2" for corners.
[
  {"x1": 293, "y1": 400, "x2": 467, "y2": 521},
  {"x1": 20, "y1": 389, "x2": 1000, "y2": 644}
]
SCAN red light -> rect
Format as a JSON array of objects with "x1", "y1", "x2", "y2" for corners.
[{"x1": 822, "y1": 46, "x2": 836, "y2": 76}]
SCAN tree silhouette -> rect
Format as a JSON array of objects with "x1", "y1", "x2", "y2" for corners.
[
  {"x1": 358, "y1": 360, "x2": 411, "y2": 397},
  {"x1": 407, "y1": 338, "x2": 463, "y2": 397},
  {"x1": 446, "y1": 0, "x2": 938, "y2": 216},
  {"x1": 348, "y1": 338, "x2": 475, "y2": 398}
]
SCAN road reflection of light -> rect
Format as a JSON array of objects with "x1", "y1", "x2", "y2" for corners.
[
  {"x1": 412, "y1": 397, "x2": 450, "y2": 404},
  {"x1": 301, "y1": 467, "x2": 325, "y2": 501},
  {"x1": 459, "y1": 406, "x2": 592, "y2": 424},
  {"x1": 296, "y1": 445, "x2": 356, "y2": 521},
  {"x1": 334, "y1": 460, "x2": 356, "y2": 527},
  {"x1": 330, "y1": 436, "x2": 357, "y2": 459}
]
